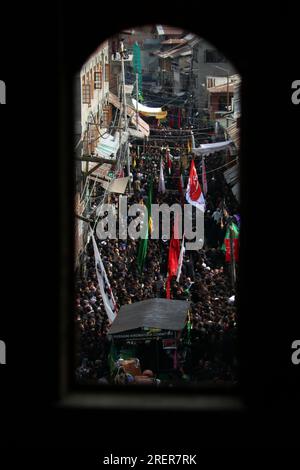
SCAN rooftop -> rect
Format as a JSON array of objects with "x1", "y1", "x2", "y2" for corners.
[
  {"x1": 108, "y1": 298, "x2": 190, "y2": 334},
  {"x1": 207, "y1": 83, "x2": 235, "y2": 93},
  {"x1": 156, "y1": 25, "x2": 185, "y2": 36}
]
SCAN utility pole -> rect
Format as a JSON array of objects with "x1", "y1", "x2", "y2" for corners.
[
  {"x1": 226, "y1": 72, "x2": 229, "y2": 113},
  {"x1": 120, "y1": 39, "x2": 131, "y2": 192}
]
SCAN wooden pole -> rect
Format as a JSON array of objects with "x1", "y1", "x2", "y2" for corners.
[
  {"x1": 229, "y1": 223, "x2": 236, "y2": 288},
  {"x1": 136, "y1": 72, "x2": 139, "y2": 130}
]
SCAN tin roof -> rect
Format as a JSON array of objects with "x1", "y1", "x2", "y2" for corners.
[
  {"x1": 108, "y1": 298, "x2": 190, "y2": 334},
  {"x1": 161, "y1": 38, "x2": 187, "y2": 45},
  {"x1": 156, "y1": 25, "x2": 185, "y2": 36}
]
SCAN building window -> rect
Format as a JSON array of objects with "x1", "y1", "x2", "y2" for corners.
[
  {"x1": 82, "y1": 83, "x2": 91, "y2": 104},
  {"x1": 105, "y1": 63, "x2": 110, "y2": 82},
  {"x1": 94, "y1": 71, "x2": 102, "y2": 89},
  {"x1": 205, "y1": 49, "x2": 227, "y2": 63},
  {"x1": 101, "y1": 104, "x2": 112, "y2": 128},
  {"x1": 218, "y1": 95, "x2": 228, "y2": 111}
]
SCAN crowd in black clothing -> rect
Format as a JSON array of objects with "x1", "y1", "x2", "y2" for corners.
[{"x1": 75, "y1": 140, "x2": 239, "y2": 385}]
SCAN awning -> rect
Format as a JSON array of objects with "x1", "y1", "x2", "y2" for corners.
[
  {"x1": 108, "y1": 298, "x2": 190, "y2": 335},
  {"x1": 131, "y1": 98, "x2": 167, "y2": 119},
  {"x1": 109, "y1": 91, "x2": 135, "y2": 118},
  {"x1": 192, "y1": 140, "x2": 233, "y2": 156},
  {"x1": 87, "y1": 163, "x2": 112, "y2": 178},
  {"x1": 108, "y1": 92, "x2": 151, "y2": 134},
  {"x1": 95, "y1": 131, "x2": 128, "y2": 160},
  {"x1": 130, "y1": 114, "x2": 150, "y2": 137},
  {"x1": 101, "y1": 176, "x2": 129, "y2": 194}
]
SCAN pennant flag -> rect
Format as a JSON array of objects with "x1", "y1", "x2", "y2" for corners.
[
  {"x1": 221, "y1": 221, "x2": 239, "y2": 262},
  {"x1": 178, "y1": 161, "x2": 185, "y2": 202},
  {"x1": 91, "y1": 231, "x2": 117, "y2": 323},
  {"x1": 158, "y1": 157, "x2": 166, "y2": 193},
  {"x1": 190, "y1": 131, "x2": 195, "y2": 149},
  {"x1": 186, "y1": 159, "x2": 205, "y2": 212},
  {"x1": 166, "y1": 147, "x2": 172, "y2": 175},
  {"x1": 166, "y1": 216, "x2": 181, "y2": 299},
  {"x1": 202, "y1": 156, "x2": 208, "y2": 195},
  {"x1": 137, "y1": 178, "x2": 153, "y2": 272},
  {"x1": 176, "y1": 234, "x2": 185, "y2": 282},
  {"x1": 215, "y1": 120, "x2": 219, "y2": 135}
]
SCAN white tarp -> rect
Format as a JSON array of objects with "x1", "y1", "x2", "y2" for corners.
[
  {"x1": 192, "y1": 140, "x2": 233, "y2": 156},
  {"x1": 131, "y1": 98, "x2": 163, "y2": 114},
  {"x1": 91, "y1": 232, "x2": 117, "y2": 323}
]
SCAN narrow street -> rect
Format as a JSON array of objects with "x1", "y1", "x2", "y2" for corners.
[{"x1": 74, "y1": 25, "x2": 241, "y2": 387}]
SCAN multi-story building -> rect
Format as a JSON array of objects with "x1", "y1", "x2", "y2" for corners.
[
  {"x1": 190, "y1": 38, "x2": 237, "y2": 118},
  {"x1": 75, "y1": 41, "x2": 112, "y2": 269},
  {"x1": 80, "y1": 40, "x2": 111, "y2": 155}
]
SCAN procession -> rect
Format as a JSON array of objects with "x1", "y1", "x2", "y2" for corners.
[{"x1": 74, "y1": 25, "x2": 241, "y2": 387}]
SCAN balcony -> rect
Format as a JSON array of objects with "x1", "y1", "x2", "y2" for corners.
[{"x1": 111, "y1": 52, "x2": 133, "y2": 62}]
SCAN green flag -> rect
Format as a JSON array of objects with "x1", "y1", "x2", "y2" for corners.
[
  {"x1": 133, "y1": 42, "x2": 143, "y2": 102},
  {"x1": 137, "y1": 178, "x2": 153, "y2": 272}
]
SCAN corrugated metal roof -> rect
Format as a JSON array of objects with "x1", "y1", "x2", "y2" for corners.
[
  {"x1": 108, "y1": 298, "x2": 190, "y2": 334},
  {"x1": 161, "y1": 38, "x2": 187, "y2": 45},
  {"x1": 226, "y1": 121, "x2": 240, "y2": 150},
  {"x1": 156, "y1": 43, "x2": 192, "y2": 59},
  {"x1": 156, "y1": 25, "x2": 184, "y2": 36},
  {"x1": 224, "y1": 163, "x2": 240, "y2": 202}
]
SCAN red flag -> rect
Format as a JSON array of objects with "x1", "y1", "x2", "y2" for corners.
[
  {"x1": 186, "y1": 159, "x2": 205, "y2": 211},
  {"x1": 225, "y1": 239, "x2": 239, "y2": 262},
  {"x1": 166, "y1": 217, "x2": 181, "y2": 299}
]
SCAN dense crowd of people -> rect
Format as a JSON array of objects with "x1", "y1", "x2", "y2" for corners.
[{"x1": 75, "y1": 130, "x2": 239, "y2": 386}]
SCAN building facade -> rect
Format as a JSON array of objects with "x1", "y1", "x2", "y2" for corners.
[
  {"x1": 190, "y1": 38, "x2": 237, "y2": 118},
  {"x1": 80, "y1": 40, "x2": 111, "y2": 155}
]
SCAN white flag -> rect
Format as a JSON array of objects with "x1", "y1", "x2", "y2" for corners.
[
  {"x1": 158, "y1": 157, "x2": 166, "y2": 193},
  {"x1": 91, "y1": 232, "x2": 117, "y2": 323},
  {"x1": 176, "y1": 235, "x2": 185, "y2": 282}
]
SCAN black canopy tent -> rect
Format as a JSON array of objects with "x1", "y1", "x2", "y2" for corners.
[{"x1": 108, "y1": 298, "x2": 190, "y2": 374}]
